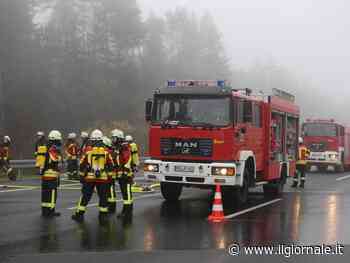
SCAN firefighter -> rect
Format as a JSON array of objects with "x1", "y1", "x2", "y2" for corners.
[
  {"x1": 41, "y1": 130, "x2": 63, "y2": 217},
  {"x1": 35, "y1": 131, "x2": 47, "y2": 175},
  {"x1": 125, "y1": 135, "x2": 140, "y2": 172},
  {"x1": 79, "y1": 131, "x2": 89, "y2": 156},
  {"x1": 0, "y1": 136, "x2": 15, "y2": 181},
  {"x1": 72, "y1": 129, "x2": 114, "y2": 224},
  {"x1": 65, "y1": 133, "x2": 79, "y2": 180},
  {"x1": 111, "y1": 129, "x2": 133, "y2": 219},
  {"x1": 292, "y1": 137, "x2": 310, "y2": 188},
  {"x1": 103, "y1": 136, "x2": 117, "y2": 213}
]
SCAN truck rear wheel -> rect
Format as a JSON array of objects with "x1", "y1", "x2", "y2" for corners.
[
  {"x1": 160, "y1": 182, "x2": 182, "y2": 202},
  {"x1": 335, "y1": 164, "x2": 344, "y2": 173},
  {"x1": 263, "y1": 179, "x2": 284, "y2": 198}
]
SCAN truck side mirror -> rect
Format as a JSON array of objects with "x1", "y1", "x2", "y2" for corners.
[{"x1": 145, "y1": 99, "x2": 153, "y2": 122}]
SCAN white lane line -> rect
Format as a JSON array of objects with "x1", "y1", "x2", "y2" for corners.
[
  {"x1": 224, "y1": 198, "x2": 282, "y2": 219},
  {"x1": 0, "y1": 188, "x2": 37, "y2": 193},
  {"x1": 336, "y1": 175, "x2": 350, "y2": 181},
  {"x1": 67, "y1": 193, "x2": 161, "y2": 210}
]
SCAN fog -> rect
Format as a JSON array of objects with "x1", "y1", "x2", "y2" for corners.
[
  {"x1": 140, "y1": 0, "x2": 350, "y2": 117},
  {"x1": 1, "y1": 0, "x2": 349, "y2": 157}
]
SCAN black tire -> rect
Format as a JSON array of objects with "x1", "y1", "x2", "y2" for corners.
[
  {"x1": 263, "y1": 175, "x2": 285, "y2": 198},
  {"x1": 336, "y1": 164, "x2": 345, "y2": 173},
  {"x1": 222, "y1": 170, "x2": 249, "y2": 208},
  {"x1": 160, "y1": 182, "x2": 182, "y2": 202}
]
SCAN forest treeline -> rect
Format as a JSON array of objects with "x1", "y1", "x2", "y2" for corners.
[{"x1": 0, "y1": 0, "x2": 326, "y2": 157}]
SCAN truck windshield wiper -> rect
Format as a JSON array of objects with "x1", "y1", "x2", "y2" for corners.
[
  {"x1": 191, "y1": 122, "x2": 215, "y2": 128},
  {"x1": 160, "y1": 119, "x2": 179, "y2": 128}
]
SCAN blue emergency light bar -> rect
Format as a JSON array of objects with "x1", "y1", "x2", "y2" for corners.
[{"x1": 167, "y1": 80, "x2": 228, "y2": 88}]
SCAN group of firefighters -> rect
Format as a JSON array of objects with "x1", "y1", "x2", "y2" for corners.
[
  {"x1": 2, "y1": 129, "x2": 310, "y2": 223},
  {"x1": 34, "y1": 129, "x2": 139, "y2": 224}
]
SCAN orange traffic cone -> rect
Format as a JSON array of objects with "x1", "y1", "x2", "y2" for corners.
[{"x1": 208, "y1": 184, "x2": 225, "y2": 223}]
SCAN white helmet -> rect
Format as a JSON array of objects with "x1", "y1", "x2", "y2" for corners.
[
  {"x1": 37, "y1": 131, "x2": 44, "y2": 137},
  {"x1": 299, "y1": 137, "x2": 303, "y2": 144},
  {"x1": 48, "y1": 130, "x2": 62, "y2": 141},
  {"x1": 68, "y1": 133, "x2": 77, "y2": 139},
  {"x1": 4, "y1": 136, "x2": 11, "y2": 143},
  {"x1": 102, "y1": 136, "x2": 112, "y2": 147},
  {"x1": 111, "y1": 129, "x2": 124, "y2": 139},
  {"x1": 90, "y1": 129, "x2": 103, "y2": 140},
  {"x1": 80, "y1": 131, "x2": 89, "y2": 139},
  {"x1": 125, "y1": 135, "x2": 133, "y2": 142}
]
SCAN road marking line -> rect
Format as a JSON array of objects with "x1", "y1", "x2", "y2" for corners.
[
  {"x1": 224, "y1": 198, "x2": 282, "y2": 219},
  {"x1": 336, "y1": 175, "x2": 350, "y2": 181},
  {"x1": 0, "y1": 184, "x2": 38, "y2": 189},
  {"x1": 67, "y1": 193, "x2": 161, "y2": 210},
  {"x1": 0, "y1": 188, "x2": 37, "y2": 193}
]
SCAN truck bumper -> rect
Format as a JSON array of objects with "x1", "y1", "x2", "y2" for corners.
[{"x1": 143, "y1": 160, "x2": 241, "y2": 186}]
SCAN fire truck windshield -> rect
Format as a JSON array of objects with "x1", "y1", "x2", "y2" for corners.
[
  {"x1": 303, "y1": 123, "x2": 337, "y2": 137},
  {"x1": 152, "y1": 96, "x2": 231, "y2": 127}
]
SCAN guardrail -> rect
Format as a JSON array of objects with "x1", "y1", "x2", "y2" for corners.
[{"x1": 10, "y1": 157, "x2": 149, "y2": 169}]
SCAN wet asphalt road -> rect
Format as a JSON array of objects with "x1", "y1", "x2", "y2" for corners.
[{"x1": 1, "y1": 172, "x2": 350, "y2": 262}]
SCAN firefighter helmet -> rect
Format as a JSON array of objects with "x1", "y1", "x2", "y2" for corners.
[
  {"x1": 299, "y1": 137, "x2": 303, "y2": 144},
  {"x1": 111, "y1": 129, "x2": 124, "y2": 139},
  {"x1": 48, "y1": 130, "x2": 62, "y2": 141},
  {"x1": 80, "y1": 131, "x2": 89, "y2": 139},
  {"x1": 68, "y1": 133, "x2": 77, "y2": 139},
  {"x1": 3, "y1": 136, "x2": 11, "y2": 143},
  {"x1": 90, "y1": 129, "x2": 103, "y2": 140},
  {"x1": 102, "y1": 136, "x2": 112, "y2": 148},
  {"x1": 125, "y1": 135, "x2": 133, "y2": 142},
  {"x1": 37, "y1": 131, "x2": 44, "y2": 137}
]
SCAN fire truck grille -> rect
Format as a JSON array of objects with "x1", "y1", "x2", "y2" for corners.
[
  {"x1": 309, "y1": 142, "x2": 327, "y2": 152},
  {"x1": 160, "y1": 138, "x2": 213, "y2": 157}
]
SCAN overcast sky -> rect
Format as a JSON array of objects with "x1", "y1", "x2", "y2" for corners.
[{"x1": 138, "y1": 0, "x2": 350, "y2": 99}]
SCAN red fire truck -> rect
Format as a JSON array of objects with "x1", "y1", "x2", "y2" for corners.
[
  {"x1": 144, "y1": 80, "x2": 300, "y2": 206},
  {"x1": 302, "y1": 119, "x2": 350, "y2": 172}
]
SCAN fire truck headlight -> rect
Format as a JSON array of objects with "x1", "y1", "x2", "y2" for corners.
[
  {"x1": 212, "y1": 167, "x2": 235, "y2": 176},
  {"x1": 144, "y1": 164, "x2": 159, "y2": 173},
  {"x1": 329, "y1": 154, "x2": 338, "y2": 161}
]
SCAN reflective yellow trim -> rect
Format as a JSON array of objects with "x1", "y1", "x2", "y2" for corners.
[
  {"x1": 108, "y1": 185, "x2": 117, "y2": 202},
  {"x1": 99, "y1": 207, "x2": 108, "y2": 212},
  {"x1": 42, "y1": 202, "x2": 54, "y2": 208},
  {"x1": 76, "y1": 197, "x2": 86, "y2": 212},
  {"x1": 124, "y1": 184, "x2": 133, "y2": 205}
]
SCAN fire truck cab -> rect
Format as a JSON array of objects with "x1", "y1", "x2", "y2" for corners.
[
  {"x1": 144, "y1": 80, "x2": 300, "y2": 206},
  {"x1": 302, "y1": 119, "x2": 350, "y2": 172}
]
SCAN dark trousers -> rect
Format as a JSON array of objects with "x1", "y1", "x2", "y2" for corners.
[
  {"x1": 118, "y1": 176, "x2": 133, "y2": 208},
  {"x1": 41, "y1": 180, "x2": 58, "y2": 214},
  {"x1": 67, "y1": 159, "x2": 78, "y2": 179},
  {"x1": 76, "y1": 182, "x2": 109, "y2": 214},
  {"x1": 107, "y1": 179, "x2": 117, "y2": 211},
  {"x1": 294, "y1": 164, "x2": 306, "y2": 182}
]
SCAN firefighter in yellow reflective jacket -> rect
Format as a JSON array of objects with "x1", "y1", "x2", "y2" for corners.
[
  {"x1": 35, "y1": 131, "x2": 47, "y2": 175},
  {"x1": 292, "y1": 137, "x2": 310, "y2": 188},
  {"x1": 111, "y1": 129, "x2": 133, "y2": 219},
  {"x1": 72, "y1": 130, "x2": 114, "y2": 224},
  {"x1": 0, "y1": 136, "x2": 15, "y2": 181},
  {"x1": 41, "y1": 130, "x2": 63, "y2": 217},
  {"x1": 103, "y1": 136, "x2": 117, "y2": 213},
  {"x1": 125, "y1": 135, "x2": 140, "y2": 172},
  {"x1": 65, "y1": 133, "x2": 79, "y2": 180}
]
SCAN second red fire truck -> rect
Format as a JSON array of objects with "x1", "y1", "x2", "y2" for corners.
[
  {"x1": 302, "y1": 119, "x2": 350, "y2": 172},
  {"x1": 144, "y1": 80, "x2": 300, "y2": 206}
]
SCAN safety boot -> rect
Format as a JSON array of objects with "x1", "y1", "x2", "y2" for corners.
[
  {"x1": 108, "y1": 203, "x2": 116, "y2": 214},
  {"x1": 42, "y1": 208, "x2": 51, "y2": 217},
  {"x1": 299, "y1": 180, "x2": 305, "y2": 188},
  {"x1": 50, "y1": 210, "x2": 61, "y2": 217},
  {"x1": 117, "y1": 204, "x2": 133, "y2": 219},
  {"x1": 98, "y1": 212, "x2": 109, "y2": 225},
  {"x1": 72, "y1": 212, "x2": 84, "y2": 223},
  {"x1": 291, "y1": 181, "x2": 298, "y2": 188}
]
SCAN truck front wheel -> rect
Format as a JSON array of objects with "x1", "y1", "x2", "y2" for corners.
[
  {"x1": 222, "y1": 173, "x2": 249, "y2": 208},
  {"x1": 160, "y1": 182, "x2": 182, "y2": 202}
]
